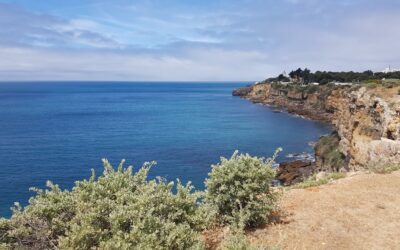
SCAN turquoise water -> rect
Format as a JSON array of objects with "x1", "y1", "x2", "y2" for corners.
[{"x1": 0, "y1": 82, "x2": 331, "y2": 217}]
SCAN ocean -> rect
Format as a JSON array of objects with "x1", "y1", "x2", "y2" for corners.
[{"x1": 0, "y1": 82, "x2": 331, "y2": 217}]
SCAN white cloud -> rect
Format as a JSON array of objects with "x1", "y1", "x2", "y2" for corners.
[
  {"x1": 0, "y1": 47, "x2": 275, "y2": 81},
  {"x1": 0, "y1": 3, "x2": 121, "y2": 49},
  {"x1": 0, "y1": 1, "x2": 400, "y2": 80}
]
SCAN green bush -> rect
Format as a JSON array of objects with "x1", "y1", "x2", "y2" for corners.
[
  {"x1": 204, "y1": 150, "x2": 280, "y2": 228},
  {"x1": 1, "y1": 151, "x2": 283, "y2": 249},
  {"x1": 1, "y1": 160, "x2": 204, "y2": 250}
]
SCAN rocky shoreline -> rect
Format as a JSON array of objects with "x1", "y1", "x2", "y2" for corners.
[
  {"x1": 232, "y1": 83, "x2": 334, "y2": 122},
  {"x1": 233, "y1": 82, "x2": 400, "y2": 185}
]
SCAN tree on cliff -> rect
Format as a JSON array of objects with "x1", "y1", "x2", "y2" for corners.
[
  {"x1": 289, "y1": 68, "x2": 311, "y2": 84},
  {"x1": 282, "y1": 69, "x2": 400, "y2": 85},
  {"x1": 277, "y1": 74, "x2": 290, "y2": 82}
]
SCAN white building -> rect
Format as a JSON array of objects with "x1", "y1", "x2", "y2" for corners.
[{"x1": 382, "y1": 66, "x2": 400, "y2": 73}]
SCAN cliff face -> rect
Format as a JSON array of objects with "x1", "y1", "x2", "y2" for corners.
[
  {"x1": 326, "y1": 86, "x2": 400, "y2": 169},
  {"x1": 234, "y1": 83, "x2": 333, "y2": 121},
  {"x1": 234, "y1": 83, "x2": 400, "y2": 170}
]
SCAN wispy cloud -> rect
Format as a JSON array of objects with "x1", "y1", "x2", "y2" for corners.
[
  {"x1": 0, "y1": 3, "x2": 120, "y2": 49},
  {"x1": 0, "y1": 0, "x2": 399, "y2": 80}
]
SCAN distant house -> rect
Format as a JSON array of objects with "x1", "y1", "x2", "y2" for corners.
[
  {"x1": 382, "y1": 67, "x2": 400, "y2": 73},
  {"x1": 311, "y1": 82, "x2": 319, "y2": 86}
]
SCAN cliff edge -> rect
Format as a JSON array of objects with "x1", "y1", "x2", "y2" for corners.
[{"x1": 233, "y1": 83, "x2": 400, "y2": 171}]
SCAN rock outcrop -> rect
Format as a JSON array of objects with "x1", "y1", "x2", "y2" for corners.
[
  {"x1": 232, "y1": 84, "x2": 333, "y2": 121},
  {"x1": 326, "y1": 86, "x2": 400, "y2": 169},
  {"x1": 276, "y1": 160, "x2": 314, "y2": 186},
  {"x1": 232, "y1": 86, "x2": 253, "y2": 97},
  {"x1": 234, "y1": 83, "x2": 400, "y2": 171}
]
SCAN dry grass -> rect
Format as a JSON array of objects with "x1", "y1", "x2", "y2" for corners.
[
  {"x1": 368, "y1": 162, "x2": 400, "y2": 174},
  {"x1": 370, "y1": 85, "x2": 400, "y2": 102},
  {"x1": 292, "y1": 172, "x2": 346, "y2": 189},
  {"x1": 246, "y1": 170, "x2": 400, "y2": 249}
]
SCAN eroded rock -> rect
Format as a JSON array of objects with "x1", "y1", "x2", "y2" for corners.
[
  {"x1": 276, "y1": 160, "x2": 314, "y2": 186},
  {"x1": 233, "y1": 83, "x2": 400, "y2": 171}
]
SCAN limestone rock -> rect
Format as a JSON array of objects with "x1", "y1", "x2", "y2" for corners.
[{"x1": 233, "y1": 82, "x2": 400, "y2": 171}]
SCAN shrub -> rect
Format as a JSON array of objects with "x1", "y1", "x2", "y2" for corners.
[
  {"x1": 305, "y1": 85, "x2": 319, "y2": 94},
  {"x1": 204, "y1": 150, "x2": 280, "y2": 228},
  {"x1": 366, "y1": 81, "x2": 377, "y2": 89},
  {"x1": 221, "y1": 228, "x2": 276, "y2": 250},
  {"x1": 315, "y1": 132, "x2": 346, "y2": 171},
  {"x1": 222, "y1": 231, "x2": 255, "y2": 250},
  {"x1": 1, "y1": 151, "x2": 284, "y2": 248},
  {"x1": 1, "y1": 160, "x2": 204, "y2": 250}
]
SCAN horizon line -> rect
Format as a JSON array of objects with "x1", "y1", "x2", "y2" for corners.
[{"x1": 0, "y1": 80, "x2": 255, "y2": 83}]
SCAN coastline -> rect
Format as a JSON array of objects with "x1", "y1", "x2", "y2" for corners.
[
  {"x1": 233, "y1": 82, "x2": 400, "y2": 185},
  {"x1": 233, "y1": 86, "x2": 335, "y2": 185},
  {"x1": 0, "y1": 82, "x2": 329, "y2": 217},
  {"x1": 232, "y1": 84, "x2": 334, "y2": 122}
]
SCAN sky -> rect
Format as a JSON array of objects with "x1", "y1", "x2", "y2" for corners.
[{"x1": 0, "y1": 0, "x2": 399, "y2": 81}]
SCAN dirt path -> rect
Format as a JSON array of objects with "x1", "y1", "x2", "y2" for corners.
[{"x1": 249, "y1": 171, "x2": 400, "y2": 250}]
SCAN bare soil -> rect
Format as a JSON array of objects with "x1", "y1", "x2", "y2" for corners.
[{"x1": 248, "y1": 171, "x2": 400, "y2": 250}]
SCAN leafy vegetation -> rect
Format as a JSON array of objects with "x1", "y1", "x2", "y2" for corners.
[
  {"x1": 205, "y1": 150, "x2": 280, "y2": 228},
  {"x1": 0, "y1": 160, "x2": 205, "y2": 250},
  {"x1": 222, "y1": 230, "x2": 265, "y2": 250},
  {"x1": 267, "y1": 68, "x2": 400, "y2": 85},
  {"x1": 305, "y1": 85, "x2": 319, "y2": 94},
  {"x1": 315, "y1": 132, "x2": 346, "y2": 172},
  {"x1": 293, "y1": 172, "x2": 346, "y2": 189},
  {"x1": 366, "y1": 81, "x2": 378, "y2": 89},
  {"x1": 0, "y1": 151, "x2": 281, "y2": 249}
]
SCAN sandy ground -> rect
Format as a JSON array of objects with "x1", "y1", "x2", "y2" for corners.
[{"x1": 247, "y1": 171, "x2": 400, "y2": 250}]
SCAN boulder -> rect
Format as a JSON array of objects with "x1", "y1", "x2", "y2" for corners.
[
  {"x1": 276, "y1": 160, "x2": 314, "y2": 186},
  {"x1": 232, "y1": 86, "x2": 253, "y2": 96}
]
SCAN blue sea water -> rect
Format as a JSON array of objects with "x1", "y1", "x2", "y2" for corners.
[{"x1": 0, "y1": 82, "x2": 331, "y2": 217}]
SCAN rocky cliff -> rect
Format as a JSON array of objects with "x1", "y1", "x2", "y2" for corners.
[
  {"x1": 326, "y1": 85, "x2": 400, "y2": 169},
  {"x1": 234, "y1": 83, "x2": 400, "y2": 172},
  {"x1": 233, "y1": 83, "x2": 334, "y2": 121}
]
